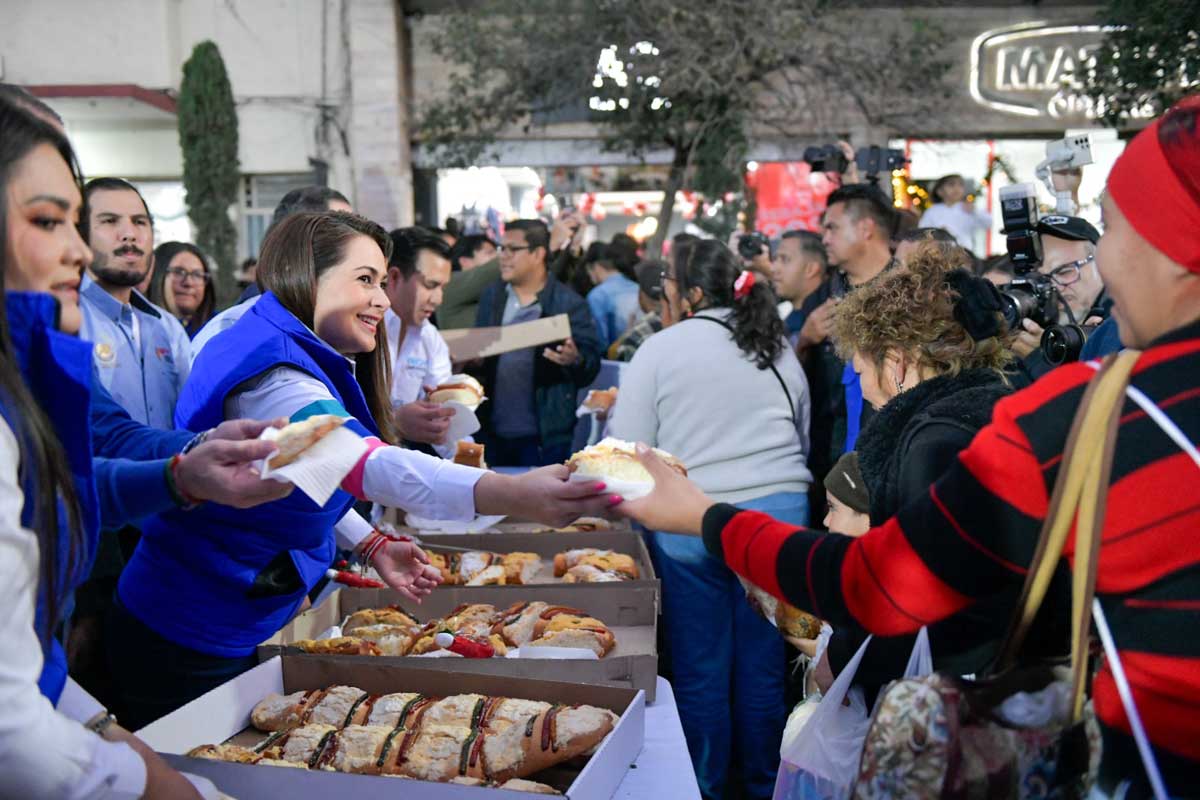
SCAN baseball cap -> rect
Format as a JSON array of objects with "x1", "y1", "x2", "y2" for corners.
[{"x1": 1036, "y1": 215, "x2": 1100, "y2": 244}]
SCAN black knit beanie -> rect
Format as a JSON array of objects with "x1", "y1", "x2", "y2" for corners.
[{"x1": 823, "y1": 451, "x2": 870, "y2": 515}]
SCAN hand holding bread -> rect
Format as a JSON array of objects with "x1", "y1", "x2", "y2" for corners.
[{"x1": 610, "y1": 442, "x2": 712, "y2": 535}]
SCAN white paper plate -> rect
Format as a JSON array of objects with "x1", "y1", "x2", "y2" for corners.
[
  {"x1": 567, "y1": 470, "x2": 654, "y2": 501},
  {"x1": 256, "y1": 424, "x2": 368, "y2": 506},
  {"x1": 442, "y1": 400, "x2": 481, "y2": 443}
]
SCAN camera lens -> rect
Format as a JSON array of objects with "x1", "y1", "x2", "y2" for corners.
[
  {"x1": 999, "y1": 287, "x2": 1036, "y2": 330},
  {"x1": 1041, "y1": 324, "x2": 1087, "y2": 366}
]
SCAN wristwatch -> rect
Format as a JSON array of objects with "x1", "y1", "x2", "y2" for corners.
[{"x1": 85, "y1": 711, "x2": 118, "y2": 737}]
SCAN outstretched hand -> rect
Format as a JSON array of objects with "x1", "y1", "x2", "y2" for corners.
[
  {"x1": 174, "y1": 428, "x2": 295, "y2": 509},
  {"x1": 614, "y1": 443, "x2": 714, "y2": 536},
  {"x1": 372, "y1": 540, "x2": 442, "y2": 604},
  {"x1": 474, "y1": 465, "x2": 619, "y2": 528}
]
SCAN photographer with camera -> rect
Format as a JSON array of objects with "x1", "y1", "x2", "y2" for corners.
[
  {"x1": 731, "y1": 229, "x2": 773, "y2": 277},
  {"x1": 1006, "y1": 215, "x2": 1107, "y2": 383}
]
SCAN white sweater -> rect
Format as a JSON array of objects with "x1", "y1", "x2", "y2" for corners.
[
  {"x1": 610, "y1": 308, "x2": 812, "y2": 503},
  {"x1": 0, "y1": 417, "x2": 147, "y2": 799}
]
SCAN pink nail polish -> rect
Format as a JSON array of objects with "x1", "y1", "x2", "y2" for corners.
[
  {"x1": 608, "y1": 494, "x2": 623, "y2": 506},
  {"x1": 594, "y1": 481, "x2": 607, "y2": 491}
]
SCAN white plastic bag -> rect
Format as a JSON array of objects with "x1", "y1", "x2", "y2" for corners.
[
  {"x1": 773, "y1": 628, "x2": 934, "y2": 800},
  {"x1": 773, "y1": 635, "x2": 873, "y2": 800}
]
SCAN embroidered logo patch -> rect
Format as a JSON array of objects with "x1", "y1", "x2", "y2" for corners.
[
  {"x1": 155, "y1": 346, "x2": 172, "y2": 361},
  {"x1": 94, "y1": 343, "x2": 115, "y2": 364}
]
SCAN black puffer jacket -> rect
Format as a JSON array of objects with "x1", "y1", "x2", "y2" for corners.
[{"x1": 825, "y1": 368, "x2": 1067, "y2": 700}]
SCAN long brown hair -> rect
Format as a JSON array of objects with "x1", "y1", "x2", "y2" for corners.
[
  {"x1": 257, "y1": 211, "x2": 397, "y2": 443},
  {"x1": 0, "y1": 96, "x2": 86, "y2": 644}
]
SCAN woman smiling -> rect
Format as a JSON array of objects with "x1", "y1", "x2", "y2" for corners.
[{"x1": 108, "y1": 211, "x2": 614, "y2": 728}]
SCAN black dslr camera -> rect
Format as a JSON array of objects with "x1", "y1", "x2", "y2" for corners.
[
  {"x1": 997, "y1": 183, "x2": 1059, "y2": 330},
  {"x1": 802, "y1": 145, "x2": 849, "y2": 175},
  {"x1": 803, "y1": 145, "x2": 907, "y2": 183},
  {"x1": 737, "y1": 231, "x2": 770, "y2": 261},
  {"x1": 1041, "y1": 321, "x2": 1098, "y2": 365}
]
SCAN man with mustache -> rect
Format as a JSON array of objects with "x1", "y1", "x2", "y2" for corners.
[
  {"x1": 383, "y1": 227, "x2": 459, "y2": 457},
  {"x1": 78, "y1": 177, "x2": 191, "y2": 430},
  {"x1": 74, "y1": 178, "x2": 194, "y2": 708}
]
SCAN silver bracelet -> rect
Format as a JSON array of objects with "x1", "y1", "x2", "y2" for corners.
[{"x1": 181, "y1": 428, "x2": 213, "y2": 455}]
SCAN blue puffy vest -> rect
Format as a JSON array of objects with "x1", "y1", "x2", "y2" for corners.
[
  {"x1": 4, "y1": 293, "x2": 99, "y2": 704},
  {"x1": 117, "y1": 292, "x2": 379, "y2": 657}
]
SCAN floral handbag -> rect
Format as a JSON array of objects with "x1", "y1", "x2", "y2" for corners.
[{"x1": 851, "y1": 351, "x2": 1140, "y2": 800}]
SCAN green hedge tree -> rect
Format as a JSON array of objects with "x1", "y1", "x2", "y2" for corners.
[
  {"x1": 1084, "y1": 0, "x2": 1199, "y2": 125},
  {"x1": 419, "y1": 1, "x2": 953, "y2": 255},
  {"x1": 178, "y1": 41, "x2": 240, "y2": 303}
]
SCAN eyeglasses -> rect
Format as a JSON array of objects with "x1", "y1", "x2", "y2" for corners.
[
  {"x1": 166, "y1": 267, "x2": 210, "y2": 284},
  {"x1": 497, "y1": 244, "x2": 532, "y2": 255},
  {"x1": 1046, "y1": 254, "x2": 1095, "y2": 287}
]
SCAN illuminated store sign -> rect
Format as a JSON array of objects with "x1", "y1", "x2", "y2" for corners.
[{"x1": 969, "y1": 22, "x2": 1153, "y2": 123}]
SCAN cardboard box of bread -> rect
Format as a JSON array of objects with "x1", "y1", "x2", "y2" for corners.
[
  {"x1": 138, "y1": 655, "x2": 644, "y2": 799},
  {"x1": 376, "y1": 509, "x2": 636, "y2": 537},
  {"x1": 365, "y1": 530, "x2": 657, "y2": 588},
  {"x1": 261, "y1": 585, "x2": 659, "y2": 701}
]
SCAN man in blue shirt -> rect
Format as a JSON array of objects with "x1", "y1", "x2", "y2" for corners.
[
  {"x1": 584, "y1": 242, "x2": 642, "y2": 347},
  {"x1": 78, "y1": 178, "x2": 191, "y2": 429}
]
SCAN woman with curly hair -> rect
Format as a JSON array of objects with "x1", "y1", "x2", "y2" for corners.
[{"x1": 815, "y1": 243, "x2": 1061, "y2": 701}]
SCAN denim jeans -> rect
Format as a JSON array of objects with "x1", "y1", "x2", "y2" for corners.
[{"x1": 650, "y1": 491, "x2": 809, "y2": 800}]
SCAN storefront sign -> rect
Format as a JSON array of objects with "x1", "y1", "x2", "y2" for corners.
[{"x1": 969, "y1": 22, "x2": 1155, "y2": 124}]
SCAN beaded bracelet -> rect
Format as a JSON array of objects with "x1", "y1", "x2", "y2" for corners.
[{"x1": 164, "y1": 454, "x2": 201, "y2": 510}]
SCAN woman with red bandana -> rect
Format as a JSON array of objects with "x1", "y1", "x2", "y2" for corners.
[{"x1": 618, "y1": 95, "x2": 1200, "y2": 798}]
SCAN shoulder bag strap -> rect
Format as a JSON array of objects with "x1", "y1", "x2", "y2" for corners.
[
  {"x1": 994, "y1": 350, "x2": 1140, "y2": 676},
  {"x1": 686, "y1": 314, "x2": 799, "y2": 431}
]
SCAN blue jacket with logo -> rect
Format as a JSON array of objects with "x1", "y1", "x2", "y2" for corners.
[
  {"x1": 117, "y1": 292, "x2": 378, "y2": 657},
  {"x1": 78, "y1": 276, "x2": 191, "y2": 429},
  {"x1": 4, "y1": 293, "x2": 99, "y2": 704}
]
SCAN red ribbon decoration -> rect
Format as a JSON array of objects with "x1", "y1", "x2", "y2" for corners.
[
  {"x1": 733, "y1": 270, "x2": 756, "y2": 299},
  {"x1": 325, "y1": 569, "x2": 386, "y2": 589}
]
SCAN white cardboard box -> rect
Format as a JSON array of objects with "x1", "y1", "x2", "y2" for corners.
[
  {"x1": 139, "y1": 655, "x2": 645, "y2": 800},
  {"x1": 415, "y1": 529, "x2": 658, "y2": 588},
  {"x1": 261, "y1": 584, "x2": 660, "y2": 702}
]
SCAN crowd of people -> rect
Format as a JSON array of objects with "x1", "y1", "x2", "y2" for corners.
[{"x1": 0, "y1": 75, "x2": 1196, "y2": 800}]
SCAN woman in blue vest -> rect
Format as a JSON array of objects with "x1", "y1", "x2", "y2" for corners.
[
  {"x1": 109, "y1": 210, "x2": 617, "y2": 729},
  {"x1": 0, "y1": 93, "x2": 212, "y2": 799}
]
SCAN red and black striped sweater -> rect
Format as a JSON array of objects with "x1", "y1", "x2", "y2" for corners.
[{"x1": 702, "y1": 318, "x2": 1200, "y2": 787}]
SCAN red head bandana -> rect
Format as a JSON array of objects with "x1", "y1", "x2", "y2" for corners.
[{"x1": 1107, "y1": 94, "x2": 1200, "y2": 274}]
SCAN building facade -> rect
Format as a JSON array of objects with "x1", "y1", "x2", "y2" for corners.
[{"x1": 1, "y1": 0, "x2": 414, "y2": 258}]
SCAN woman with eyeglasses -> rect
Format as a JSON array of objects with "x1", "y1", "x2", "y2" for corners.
[{"x1": 149, "y1": 241, "x2": 216, "y2": 338}]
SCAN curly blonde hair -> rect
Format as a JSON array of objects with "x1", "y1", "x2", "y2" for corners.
[{"x1": 832, "y1": 243, "x2": 1013, "y2": 380}]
